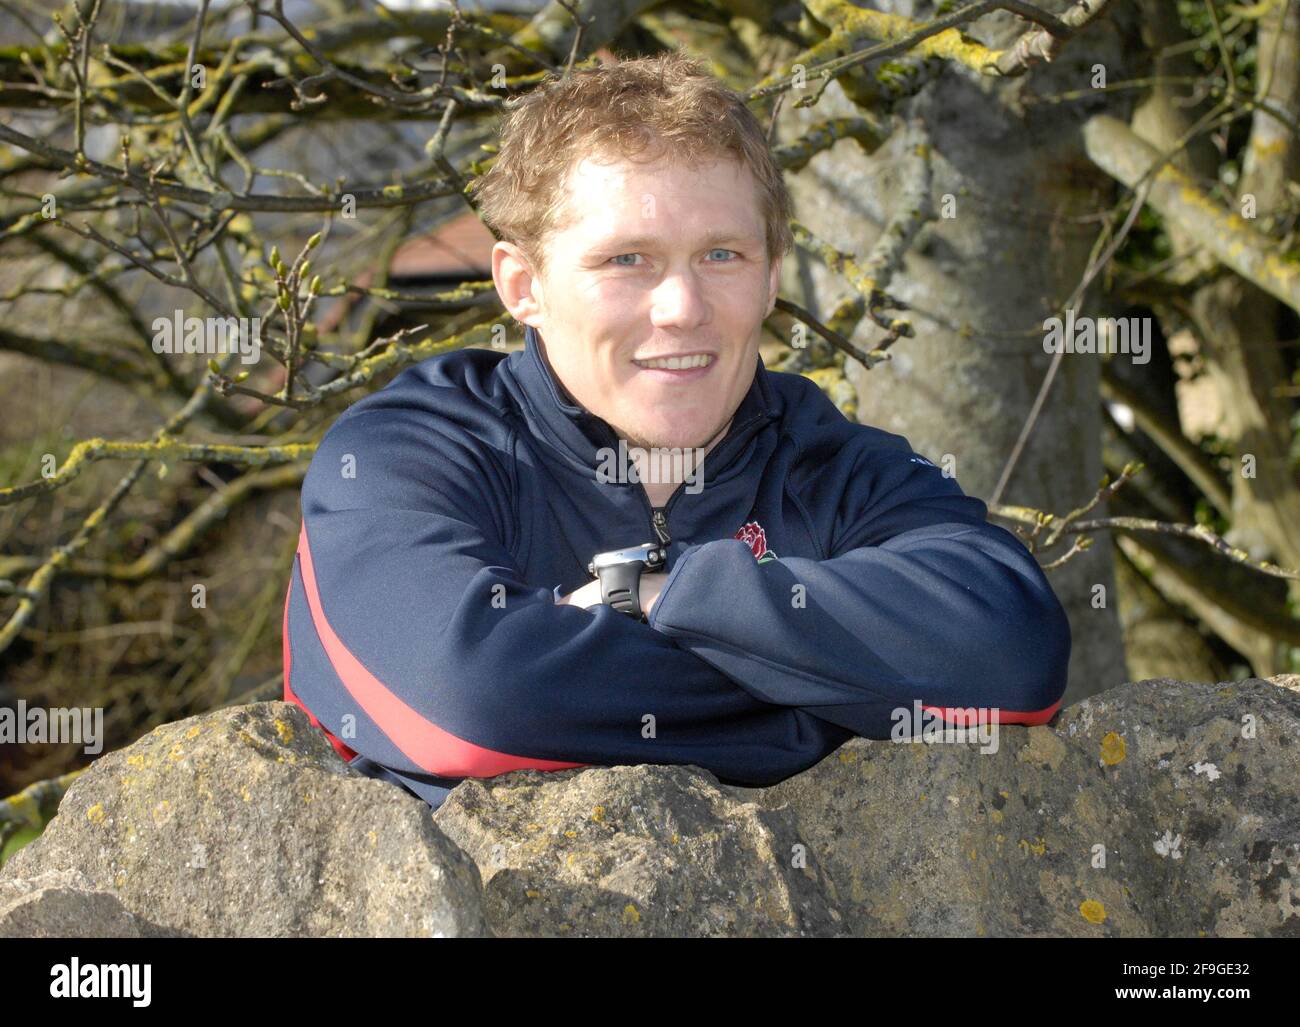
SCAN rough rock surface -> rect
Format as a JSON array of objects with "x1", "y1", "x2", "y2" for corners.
[
  {"x1": 721, "y1": 675, "x2": 1300, "y2": 937},
  {"x1": 0, "y1": 868, "x2": 179, "y2": 938},
  {"x1": 0, "y1": 703, "x2": 485, "y2": 937},
  {"x1": 431, "y1": 763, "x2": 840, "y2": 936},
  {"x1": 3, "y1": 677, "x2": 1297, "y2": 937}
]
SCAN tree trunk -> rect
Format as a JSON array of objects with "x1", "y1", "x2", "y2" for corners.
[
  {"x1": 779, "y1": 1, "x2": 1142, "y2": 704},
  {"x1": 1128, "y1": 0, "x2": 1300, "y2": 675}
]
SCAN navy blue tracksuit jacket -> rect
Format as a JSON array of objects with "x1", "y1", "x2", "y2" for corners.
[{"x1": 282, "y1": 324, "x2": 1071, "y2": 809}]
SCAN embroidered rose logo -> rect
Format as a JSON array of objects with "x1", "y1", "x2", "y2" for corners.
[{"x1": 735, "y1": 521, "x2": 778, "y2": 563}]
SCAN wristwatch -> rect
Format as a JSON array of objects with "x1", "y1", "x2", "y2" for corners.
[{"x1": 586, "y1": 542, "x2": 666, "y2": 620}]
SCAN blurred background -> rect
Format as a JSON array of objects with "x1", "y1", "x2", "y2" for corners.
[{"x1": 1, "y1": 0, "x2": 1297, "y2": 859}]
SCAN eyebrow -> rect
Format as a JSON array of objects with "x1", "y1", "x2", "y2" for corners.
[{"x1": 585, "y1": 230, "x2": 761, "y2": 254}]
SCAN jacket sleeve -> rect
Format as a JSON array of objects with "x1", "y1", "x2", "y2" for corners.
[
  {"x1": 283, "y1": 405, "x2": 851, "y2": 789},
  {"x1": 645, "y1": 441, "x2": 1072, "y2": 737}
]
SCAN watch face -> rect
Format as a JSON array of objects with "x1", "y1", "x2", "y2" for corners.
[{"x1": 590, "y1": 542, "x2": 665, "y2": 571}]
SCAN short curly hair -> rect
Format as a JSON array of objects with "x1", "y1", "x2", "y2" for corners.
[{"x1": 470, "y1": 49, "x2": 794, "y2": 280}]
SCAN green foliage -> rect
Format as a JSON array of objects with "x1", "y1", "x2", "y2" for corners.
[
  {"x1": 1177, "y1": 0, "x2": 1259, "y2": 93},
  {"x1": 0, "y1": 823, "x2": 42, "y2": 870},
  {"x1": 1115, "y1": 204, "x2": 1174, "y2": 273}
]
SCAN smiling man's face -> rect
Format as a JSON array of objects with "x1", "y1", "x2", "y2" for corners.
[{"x1": 494, "y1": 152, "x2": 782, "y2": 454}]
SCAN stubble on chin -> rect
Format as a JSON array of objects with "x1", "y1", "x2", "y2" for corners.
[
  {"x1": 615, "y1": 426, "x2": 673, "y2": 453},
  {"x1": 616, "y1": 415, "x2": 732, "y2": 455}
]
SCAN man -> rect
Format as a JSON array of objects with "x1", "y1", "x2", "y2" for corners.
[{"x1": 282, "y1": 51, "x2": 1071, "y2": 810}]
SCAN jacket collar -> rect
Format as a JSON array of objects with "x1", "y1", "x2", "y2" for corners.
[{"x1": 501, "y1": 323, "x2": 781, "y2": 487}]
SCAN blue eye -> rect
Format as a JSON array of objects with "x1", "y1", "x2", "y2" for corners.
[{"x1": 608, "y1": 249, "x2": 738, "y2": 266}]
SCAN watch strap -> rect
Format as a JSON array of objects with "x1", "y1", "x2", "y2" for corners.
[{"x1": 598, "y1": 560, "x2": 645, "y2": 620}]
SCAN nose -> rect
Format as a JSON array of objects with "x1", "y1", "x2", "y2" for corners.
[{"x1": 649, "y1": 267, "x2": 711, "y2": 331}]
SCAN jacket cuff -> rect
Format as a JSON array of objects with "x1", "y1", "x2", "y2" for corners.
[{"x1": 646, "y1": 540, "x2": 744, "y2": 632}]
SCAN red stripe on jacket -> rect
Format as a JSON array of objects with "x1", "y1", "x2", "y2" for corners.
[
  {"x1": 283, "y1": 562, "x2": 358, "y2": 763},
  {"x1": 289, "y1": 523, "x2": 586, "y2": 778},
  {"x1": 922, "y1": 699, "x2": 1062, "y2": 726}
]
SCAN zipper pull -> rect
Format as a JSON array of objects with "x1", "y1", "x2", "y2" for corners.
[{"x1": 651, "y1": 508, "x2": 672, "y2": 546}]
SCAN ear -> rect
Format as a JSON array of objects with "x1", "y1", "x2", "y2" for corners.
[{"x1": 492, "y1": 240, "x2": 545, "y2": 329}]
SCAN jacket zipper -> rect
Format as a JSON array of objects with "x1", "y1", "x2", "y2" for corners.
[
  {"x1": 651, "y1": 506, "x2": 672, "y2": 546},
  {"x1": 641, "y1": 408, "x2": 771, "y2": 549},
  {"x1": 642, "y1": 484, "x2": 681, "y2": 548}
]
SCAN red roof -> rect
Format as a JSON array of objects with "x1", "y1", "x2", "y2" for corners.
[{"x1": 389, "y1": 209, "x2": 497, "y2": 278}]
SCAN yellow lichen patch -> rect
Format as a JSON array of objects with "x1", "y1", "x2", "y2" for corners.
[
  {"x1": 670, "y1": 833, "x2": 680, "y2": 845},
  {"x1": 86, "y1": 803, "x2": 106, "y2": 824},
  {"x1": 240, "y1": 787, "x2": 252, "y2": 803},
  {"x1": 168, "y1": 744, "x2": 185, "y2": 762},
  {"x1": 838, "y1": 749, "x2": 858, "y2": 763},
  {"x1": 622, "y1": 903, "x2": 641, "y2": 925},
  {"x1": 126, "y1": 754, "x2": 148, "y2": 768},
  {"x1": 990, "y1": 809, "x2": 1003, "y2": 824},
  {"x1": 525, "y1": 822, "x2": 542, "y2": 832},
  {"x1": 302, "y1": 791, "x2": 313, "y2": 804},
  {"x1": 273, "y1": 718, "x2": 294, "y2": 744},
  {"x1": 968, "y1": 847, "x2": 977, "y2": 861},
  {"x1": 119, "y1": 775, "x2": 134, "y2": 790},
  {"x1": 1250, "y1": 136, "x2": 1287, "y2": 159},
  {"x1": 1079, "y1": 899, "x2": 1106, "y2": 924},
  {"x1": 834, "y1": 5, "x2": 1001, "y2": 71},
  {"x1": 564, "y1": 829, "x2": 577, "y2": 838},
  {"x1": 187, "y1": 726, "x2": 202, "y2": 739},
  {"x1": 367, "y1": 830, "x2": 378, "y2": 848},
  {"x1": 590, "y1": 805, "x2": 605, "y2": 823},
  {"x1": 5, "y1": 793, "x2": 37, "y2": 824},
  {"x1": 525, "y1": 888, "x2": 540, "y2": 899},
  {"x1": 1018, "y1": 837, "x2": 1046, "y2": 856},
  {"x1": 1100, "y1": 732, "x2": 1126, "y2": 765}
]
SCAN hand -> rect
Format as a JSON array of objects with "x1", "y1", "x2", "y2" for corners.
[
  {"x1": 554, "y1": 573, "x2": 667, "y2": 617},
  {"x1": 639, "y1": 572, "x2": 667, "y2": 617},
  {"x1": 554, "y1": 578, "x2": 603, "y2": 610}
]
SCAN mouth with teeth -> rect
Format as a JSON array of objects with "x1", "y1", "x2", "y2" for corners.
[{"x1": 632, "y1": 352, "x2": 716, "y2": 380}]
